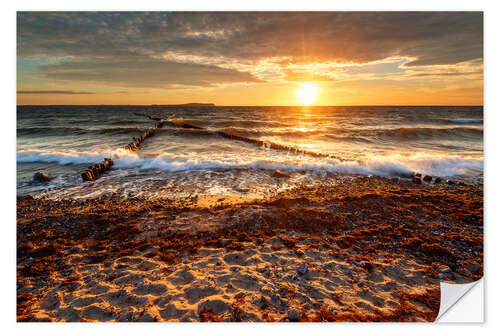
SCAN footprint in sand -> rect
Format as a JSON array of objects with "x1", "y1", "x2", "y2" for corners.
[
  {"x1": 113, "y1": 273, "x2": 145, "y2": 286},
  {"x1": 70, "y1": 296, "x2": 101, "y2": 308},
  {"x1": 184, "y1": 285, "x2": 218, "y2": 304},
  {"x1": 103, "y1": 290, "x2": 148, "y2": 308},
  {"x1": 169, "y1": 270, "x2": 195, "y2": 285},
  {"x1": 198, "y1": 299, "x2": 228, "y2": 315},
  {"x1": 159, "y1": 304, "x2": 188, "y2": 320},
  {"x1": 356, "y1": 290, "x2": 386, "y2": 308},
  {"x1": 223, "y1": 250, "x2": 256, "y2": 266},
  {"x1": 230, "y1": 273, "x2": 260, "y2": 291},
  {"x1": 132, "y1": 283, "x2": 167, "y2": 296},
  {"x1": 40, "y1": 291, "x2": 60, "y2": 311},
  {"x1": 56, "y1": 306, "x2": 82, "y2": 322},
  {"x1": 81, "y1": 305, "x2": 116, "y2": 321}
]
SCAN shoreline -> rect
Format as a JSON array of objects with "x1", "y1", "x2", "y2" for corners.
[{"x1": 17, "y1": 176, "x2": 483, "y2": 322}]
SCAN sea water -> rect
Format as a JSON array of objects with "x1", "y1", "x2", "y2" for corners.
[{"x1": 17, "y1": 105, "x2": 483, "y2": 199}]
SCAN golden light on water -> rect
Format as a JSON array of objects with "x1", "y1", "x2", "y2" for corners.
[{"x1": 296, "y1": 83, "x2": 321, "y2": 105}]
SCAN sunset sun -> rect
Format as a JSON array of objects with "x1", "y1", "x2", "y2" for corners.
[{"x1": 296, "y1": 83, "x2": 320, "y2": 105}]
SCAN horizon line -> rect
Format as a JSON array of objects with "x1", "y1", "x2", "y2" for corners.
[{"x1": 17, "y1": 104, "x2": 484, "y2": 107}]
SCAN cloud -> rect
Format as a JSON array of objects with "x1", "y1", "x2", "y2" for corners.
[
  {"x1": 36, "y1": 60, "x2": 261, "y2": 88},
  {"x1": 284, "y1": 70, "x2": 337, "y2": 82},
  {"x1": 17, "y1": 90, "x2": 95, "y2": 94},
  {"x1": 17, "y1": 12, "x2": 483, "y2": 87},
  {"x1": 403, "y1": 59, "x2": 483, "y2": 79},
  {"x1": 18, "y1": 12, "x2": 482, "y2": 64}
]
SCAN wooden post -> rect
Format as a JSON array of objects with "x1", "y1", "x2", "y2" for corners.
[{"x1": 81, "y1": 114, "x2": 176, "y2": 181}]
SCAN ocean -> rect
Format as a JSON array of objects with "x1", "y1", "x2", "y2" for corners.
[{"x1": 16, "y1": 105, "x2": 484, "y2": 199}]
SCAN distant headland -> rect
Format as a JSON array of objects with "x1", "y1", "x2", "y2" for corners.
[{"x1": 150, "y1": 103, "x2": 215, "y2": 107}]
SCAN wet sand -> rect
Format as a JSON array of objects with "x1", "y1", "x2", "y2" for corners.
[{"x1": 16, "y1": 175, "x2": 483, "y2": 322}]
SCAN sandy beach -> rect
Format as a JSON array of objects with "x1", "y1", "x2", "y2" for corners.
[{"x1": 16, "y1": 175, "x2": 483, "y2": 322}]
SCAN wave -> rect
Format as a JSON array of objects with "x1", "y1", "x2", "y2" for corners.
[
  {"x1": 193, "y1": 125, "x2": 483, "y2": 140},
  {"x1": 18, "y1": 121, "x2": 484, "y2": 146},
  {"x1": 17, "y1": 149, "x2": 483, "y2": 178},
  {"x1": 153, "y1": 125, "x2": 483, "y2": 143},
  {"x1": 17, "y1": 126, "x2": 89, "y2": 136},
  {"x1": 18, "y1": 126, "x2": 146, "y2": 136},
  {"x1": 17, "y1": 150, "x2": 108, "y2": 165},
  {"x1": 370, "y1": 126, "x2": 483, "y2": 141},
  {"x1": 97, "y1": 127, "x2": 143, "y2": 134},
  {"x1": 438, "y1": 118, "x2": 483, "y2": 124},
  {"x1": 113, "y1": 152, "x2": 483, "y2": 177}
]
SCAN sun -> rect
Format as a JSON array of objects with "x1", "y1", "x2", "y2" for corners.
[{"x1": 296, "y1": 83, "x2": 320, "y2": 105}]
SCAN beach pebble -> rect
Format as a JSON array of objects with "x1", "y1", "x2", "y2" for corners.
[
  {"x1": 288, "y1": 309, "x2": 300, "y2": 322},
  {"x1": 465, "y1": 263, "x2": 481, "y2": 275},
  {"x1": 437, "y1": 265, "x2": 453, "y2": 279},
  {"x1": 297, "y1": 263, "x2": 308, "y2": 275},
  {"x1": 34, "y1": 171, "x2": 50, "y2": 182}
]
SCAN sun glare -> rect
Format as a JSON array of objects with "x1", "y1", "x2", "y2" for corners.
[{"x1": 296, "y1": 83, "x2": 320, "y2": 105}]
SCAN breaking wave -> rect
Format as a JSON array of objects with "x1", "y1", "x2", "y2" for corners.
[
  {"x1": 17, "y1": 149, "x2": 483, "y2": 178},
  {"x1": 17, "y1": 150, "x2": 108, "y2": 165}
]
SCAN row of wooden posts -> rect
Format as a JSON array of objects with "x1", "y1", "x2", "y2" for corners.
[
  {"x1": 81, "y1": 114, "x2": 174, "y2": 181},
  {"x1": 79, "y1": 112, "x2": 454, "y2": 186},
  {"x1": 81, "y1": 158, "x2": 114, "y2": 181},
  {"x1": 177, "y1": 122, "x2": 345, "y2": 161},
  {"x1": 80, "y1": 113, "x2": 364, "y2": 182},
  {"x1": 81, "y1": 112, "x2": 349, "y2": 182}
]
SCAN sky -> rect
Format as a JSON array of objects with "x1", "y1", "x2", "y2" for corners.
[{"x1": 17, "y1": 12, "x2": 483, "y2": 106}]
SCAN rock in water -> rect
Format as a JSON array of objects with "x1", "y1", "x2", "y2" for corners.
[
  {"x1": 271, "y1": 170, "x2": 291, "y2": 178},
  {"x1": 423, "y1": 175, "x2": 432, "y2": 182},
  {"x1": 412, "y1": 176, "x2": 422, "y2": 184},
  {"x1": 434, "y1": 177, "x2": 442, "y2": 184},
  {"x1": 288, "y1": 309, "x2": 300, "y2": 322},
  {"x1": 33, "y1": 172, "x2": 50, "y2": 182}
]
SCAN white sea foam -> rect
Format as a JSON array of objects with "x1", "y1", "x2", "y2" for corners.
[
  {"x1": 17, "y1": 150, "x2": 108, "y2": 165},
  {"x1": 17, "y1": 148, "x2": 484, "y2": 178}
]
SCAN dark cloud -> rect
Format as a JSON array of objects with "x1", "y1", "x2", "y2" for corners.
[
  {"x1": 17, "y1": 12, "x2": 483, "y2": 86},
  {"x1": 17, "y1": 90, "x2": 95, "y2": 94},
  {"x1": 37, "y1": 60, "x2": 261, "y2": 88}
]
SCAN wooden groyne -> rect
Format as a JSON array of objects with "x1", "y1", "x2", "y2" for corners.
[
  {"x1": 81, "y1": 113, "x2": 446, "y2": 184},
  {"x1": 81, "y1": 158, "x2": 114, "y2": 181},
  {"x1": 81, "y1": 114, "x2": 176, "y2": 181},
  {"x1": 137, "y1": 114, "x2": 345, "y2": 161}
]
